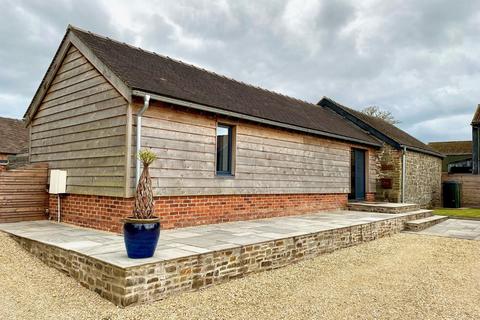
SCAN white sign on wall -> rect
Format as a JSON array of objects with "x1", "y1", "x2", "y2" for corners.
[{"x1": 49, "y1": 170, "x2": 67, "y2": 194}]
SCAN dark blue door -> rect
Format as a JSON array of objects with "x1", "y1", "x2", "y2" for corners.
[{"x1": 350, "y1": 149, "x2": 366, "y2": 200}]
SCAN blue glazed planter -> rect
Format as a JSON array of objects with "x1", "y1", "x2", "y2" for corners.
[{"x1": 123, "y1": 217, "x2": 160, "y2": 259}]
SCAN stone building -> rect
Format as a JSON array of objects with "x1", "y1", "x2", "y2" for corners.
[{"x1": 318, "y1": 98, "x2": 443, "y2": 207}]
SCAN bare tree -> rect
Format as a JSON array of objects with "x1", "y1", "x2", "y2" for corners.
[{"x1": 361, "y1": 106, "x2": 400, "y2": 125}]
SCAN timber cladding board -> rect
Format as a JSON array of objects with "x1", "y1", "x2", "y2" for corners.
[
  {"x1": 29, "y1": 45, "x2": 129, "y2": 197},
  {"x1": 27, "y1": 42, "x2": 378, "y2": 198},
  {"x1": 442, "y1": 173, "x2": 480, "y2": 207},
  {"x1": 129, "y1": 101, "x2": 376, "y2": 197},
  {"x1": 0, "y1": 164, "x2": 48, "y2": 222}
]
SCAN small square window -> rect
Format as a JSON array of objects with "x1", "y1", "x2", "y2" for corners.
[{"x1": 216, "y1": 124, "x2": 233, "y2": 175}]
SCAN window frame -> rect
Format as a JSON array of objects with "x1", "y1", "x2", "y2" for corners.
[{"x1": 215, "y1": 123, "x2": 235, "y2": 177}]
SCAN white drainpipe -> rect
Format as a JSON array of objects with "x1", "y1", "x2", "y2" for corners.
[
  {"x1": 135, "y1": 94, "x2": 151, "y2": 187},
  {"x1": 401, "y1": 145, "x2": 407, "y2": 203}
]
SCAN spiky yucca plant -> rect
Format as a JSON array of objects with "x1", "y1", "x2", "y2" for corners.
[{"x1": 133, "y1": 149, "x2": 158, "y2": 219}]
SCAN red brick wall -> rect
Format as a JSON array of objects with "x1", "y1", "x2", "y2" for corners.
[
  {"x1": 49, "y1": 193, "x2": 348, "y2": 233},
  {"x1": 365, "y1": 192, "x2": 376, "y2": 202}
]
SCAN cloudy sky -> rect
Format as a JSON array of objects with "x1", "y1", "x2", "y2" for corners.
[{"x1": 1, "y1": 0, "x2": 479, "y2": 142}]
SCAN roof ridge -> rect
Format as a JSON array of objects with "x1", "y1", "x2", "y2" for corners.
[
  {"x1": 322, "y1": 96, "x2": 378, "y2": 121},
  {"x1": 68, "y1": 25, "x2": 315, "y2": 107},
  {"x1": 321, "y1": 96, "x2": 443, "y2": 156}
]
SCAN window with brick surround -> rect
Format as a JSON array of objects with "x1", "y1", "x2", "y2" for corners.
[{"x1": 216, "y1": 124, "x2": 234, "y2": 175}]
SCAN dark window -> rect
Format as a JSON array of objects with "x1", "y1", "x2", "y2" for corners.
[{"x1": 216, "y1": 124, "x2": 233, "y2": 175}]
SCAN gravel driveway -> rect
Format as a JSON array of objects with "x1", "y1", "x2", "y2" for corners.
[{"x1": 0, "y1": 232, "x2": 479, "y2": 320}]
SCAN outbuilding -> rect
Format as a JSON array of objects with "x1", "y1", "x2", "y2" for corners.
[{"x1": 319, "y1": 97, "x2": 443, "y2": 207}]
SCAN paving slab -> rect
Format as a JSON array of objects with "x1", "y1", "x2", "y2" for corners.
[
  {"x1": 415, "y1": 218, "x2": 480, "y2": 240},
  {"x1": 0, "y1": 210, "x2": 426, "y2": 268}
]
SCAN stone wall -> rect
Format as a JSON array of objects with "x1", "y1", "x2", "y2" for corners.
[
  {"x1": 374, "y1": 143, "x2": 402, "y2": 202},
  {"x1": 49, "y1": 193, "x2": 348, "y2": 233},
  {"x1": 404, "y1": 150, "x2": 442, "y2": 207},
  {"x1": 10, "y1": 235, "x2": 130, "y2": 306},
  {"x1": 10, "y1": 210, "x2": 431, "y2": 307},
  {"x1": 373, "y1": 145, "x2": 442, "y2": 207}
]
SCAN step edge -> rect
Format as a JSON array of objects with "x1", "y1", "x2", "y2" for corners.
[{"x1": 406, "y1": 215, "x2": 448, "y2": 224}]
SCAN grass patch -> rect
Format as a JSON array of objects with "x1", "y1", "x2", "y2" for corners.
[{"x1": 434, "y1": 208, "x2": 480, "y2": 219}]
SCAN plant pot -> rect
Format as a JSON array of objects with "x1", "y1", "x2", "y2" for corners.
[{"x1": 123, "y1": 217, "x2": 160, "y2": 259}]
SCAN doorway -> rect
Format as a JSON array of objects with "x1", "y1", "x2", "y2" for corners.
[{"x1": 350, "y1": 148, "x2": 366, "y2": 200}]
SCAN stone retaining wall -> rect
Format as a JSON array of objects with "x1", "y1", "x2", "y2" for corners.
[{"x1": 10, "y1": 210, "x2": 430, "y2": 307}]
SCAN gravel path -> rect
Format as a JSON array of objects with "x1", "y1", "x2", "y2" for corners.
[{"x1": 0, "y1": 232, "x2": 479, "y2": 320}]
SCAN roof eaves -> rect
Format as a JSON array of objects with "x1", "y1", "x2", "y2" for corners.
[
  {"x1": 133, "y1": 90, "x2": 383, "y2": 148},
  {"x1": 400, "y1": 144, "x2": 445, "y2": 158},
  {"x1": 68, "y1": 27, "x2": 132, "y2": 102},
  {"x1": 319, "y1": 97, "x2": 445, "y2": 158},
  {"x1": 319, "y1": 97, "x2": 400, "y2": 148}
]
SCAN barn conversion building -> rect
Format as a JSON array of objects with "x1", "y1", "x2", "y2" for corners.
[{"x1": 22, "y1": 26, "x2": 440, "y2": 233}]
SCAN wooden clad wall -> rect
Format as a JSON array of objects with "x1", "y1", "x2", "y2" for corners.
[
  {"x1": 29, "y1": 45, "x2": 128, "y2": 197},
  {"x1": 0, "y1": 163, "x2": 48, "y2": 222},
  {"x1": 442, "y1": 173, "x2": 480, "y2": 207},
  {"x1": 129, "y1": 102, "x2": 376, "y2": 197}
]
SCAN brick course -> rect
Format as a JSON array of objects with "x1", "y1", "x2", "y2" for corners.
[
  {"x1": 49, "y1": 193, "x2": 348, "y2": 233},
  {"x1": 365, "y1": 192, "x2": 376, "y2": 202}
]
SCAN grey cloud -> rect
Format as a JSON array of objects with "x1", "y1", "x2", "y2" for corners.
[{"x1": 0, "y1": 0, "x2": 479, "y2": 143}]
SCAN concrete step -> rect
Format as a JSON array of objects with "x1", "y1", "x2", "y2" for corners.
[
  {"x1": 405, "y1": 209, "x2": 434, "y2": 219},
  {"x1": 348, "y1": 202, "x2": 421, "y2": 214},
  {"x1": 405, "y1": 215, "x2": 448, "y2": 232}
]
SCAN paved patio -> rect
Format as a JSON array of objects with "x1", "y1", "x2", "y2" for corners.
[
  {"x1": 0, "y1": 210, "x2": 427, "y2": 268},
  {"x1": 415, "y1": 218, "x2": 480, "y2": 240},
  {"x1": 0, "y1": 209, "x2": 434, "y2": 306}
]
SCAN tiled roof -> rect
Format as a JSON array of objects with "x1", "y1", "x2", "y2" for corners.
[
  {"x1": 319, "y1": 97, "x2": 443, "y2": 158},
  {"x1": 428, "y1": 141, "x2": 472, "y2": 155},
  {"x1": 69, "y1": 27, "x2": 380, "y2": 147},
  {"x1": 0, "y1": 117, "x2": 28, "y2": 154}
]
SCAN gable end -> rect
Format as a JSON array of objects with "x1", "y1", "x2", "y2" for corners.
[{"x1": 24, "y1": 26, "x2": 132, "y2": 125}]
